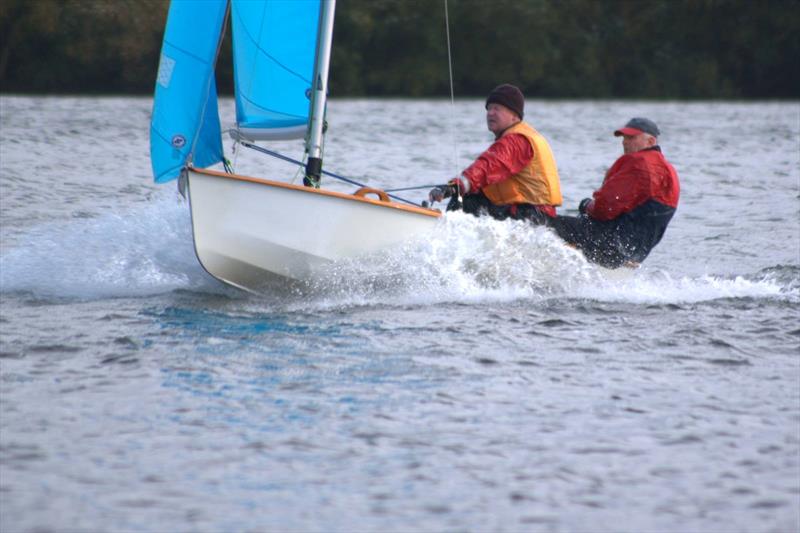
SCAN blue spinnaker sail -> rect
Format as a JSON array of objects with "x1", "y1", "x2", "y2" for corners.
[
  {"x1": 231, "y1": 0, "x2": 321, "y2": 140},
  {"x1": 150, "y1": 0, "x2": 228, "y2": 183}
]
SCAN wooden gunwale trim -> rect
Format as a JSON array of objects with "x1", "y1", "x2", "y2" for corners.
[{"x1": 189, "y1": 166, "x2": 441, "y2": 218}]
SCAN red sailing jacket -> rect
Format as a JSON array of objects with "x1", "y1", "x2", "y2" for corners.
[
  {"x1": 586, "y1": 146, "x2": 680, "y2": 221},
  {"x1": 462, "y1": 133, "x2": 557, "y2": 217},
  {"x1": 463, "y1": 133, "x2": 531, "y2": 189}
]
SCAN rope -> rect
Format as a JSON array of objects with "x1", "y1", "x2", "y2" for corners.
[{"x1": 384, "y1": 185, "x2": 440, "y2": 192}]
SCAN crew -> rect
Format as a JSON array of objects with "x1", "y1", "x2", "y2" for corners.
[
  {"x1": 549, "y1": 117, "x2": 680, "y2": 268},
  {"x1": 429, "y1": 84, "x2": 562, "y2": 225}
]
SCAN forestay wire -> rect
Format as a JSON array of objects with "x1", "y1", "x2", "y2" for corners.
[{"x1": 444, "y1": 0, "x2": 459, "y2": 175}]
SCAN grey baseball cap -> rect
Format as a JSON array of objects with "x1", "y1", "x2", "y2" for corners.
[{"x1": 614, "y1": 117, "x2": 661, "y2": 137}]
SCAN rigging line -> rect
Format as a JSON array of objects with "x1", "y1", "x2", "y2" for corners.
[
  {"x1": 444, "y1": 0, "x2": 458, "y2": 176},
  {"x1": 239, "y1": 141, "x2": 422, "y2": 207},
  {"x1": 290, "y1": 150, "x2": 307, "y2": 185},
  {"x1": 384, "y1": 185, "x2": 441, "y2": 192},
  {"x1": 231, "y1": 123, "x2": 241, "y2": 173}
]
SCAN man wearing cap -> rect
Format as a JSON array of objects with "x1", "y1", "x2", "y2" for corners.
[
  {"x1": 429, "y1": 84, "x2": 562, "y2": 224},
  {"x1": 549, "y1": 117, "x2": 680, "y2": 268}
]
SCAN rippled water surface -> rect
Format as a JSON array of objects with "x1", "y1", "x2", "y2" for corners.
[{"x1": 1, "y1": 96, "x2": 799, "y2": 532}]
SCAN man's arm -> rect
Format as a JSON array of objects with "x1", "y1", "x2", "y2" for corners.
[{"x1": 459, "y1": 134, "x2": 532, "y2": 193}]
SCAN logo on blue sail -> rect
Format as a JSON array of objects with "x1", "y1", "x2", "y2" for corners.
[
  {"x1": 171, "y1": 134, "x2": 186, "y2": 148},
  {"x1": 157, "y1": 54, "x2": 176, "y2": 89}
]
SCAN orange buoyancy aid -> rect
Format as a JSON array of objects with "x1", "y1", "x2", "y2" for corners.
[{"x1": 482, "y1": 122, "x2": 562, "y2": 207}]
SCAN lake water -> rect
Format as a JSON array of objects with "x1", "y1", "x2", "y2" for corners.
[{"x1": 1, "y1": 96, "x2": 799, "y2": 532}]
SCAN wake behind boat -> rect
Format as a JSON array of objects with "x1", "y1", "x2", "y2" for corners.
[{"x1": 149, "y1": 0, "x2": 440, "y2": 293}]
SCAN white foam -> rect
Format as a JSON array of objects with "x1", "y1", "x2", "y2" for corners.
[
  {"x1": 573, "y1": 271, "x2": 788, "y2": 305},
  {"x1": 1, "y1": 199, "x2": 795, "y2": 305},
  {"x1": 0, "y1": 190, "x2": 221, "y2": 299},
  {"x1": 297, "y1": 212, "x2": 797, "y2": 308}
]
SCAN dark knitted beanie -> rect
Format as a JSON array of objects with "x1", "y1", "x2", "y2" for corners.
[{"x1": 485, "y1": 84, "x2": 524, "y2": 118}]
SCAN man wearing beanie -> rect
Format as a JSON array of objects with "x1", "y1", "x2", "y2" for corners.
[
  {"x1": 549, "y1": 117, "x2": 680, "y2": 268},
  {"x1": 429, "y1": 84, "x2": 562, "y2": 224}
]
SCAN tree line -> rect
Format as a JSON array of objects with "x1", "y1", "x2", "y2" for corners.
[{"x1": 1, "y1": 0, "x2": 798, "y2": 98}]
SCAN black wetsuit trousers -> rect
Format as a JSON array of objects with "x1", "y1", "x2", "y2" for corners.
[
  {"x1": 447, "y1": 192, "x2": 551, "y2": 225},
  {"x1": 548, "y1": 200, "x2": 676, "y2": 268}
]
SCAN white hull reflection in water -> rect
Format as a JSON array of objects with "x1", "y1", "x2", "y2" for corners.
[{"x1": 1, "y1": 96, "x2": 799, "y2": 533}]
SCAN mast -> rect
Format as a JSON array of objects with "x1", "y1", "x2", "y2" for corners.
[{"x1": 304, "y1": 0, "x2": 336, "y2": 188}]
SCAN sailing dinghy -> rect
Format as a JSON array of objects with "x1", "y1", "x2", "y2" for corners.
[{"x1": 149, "y1": 0, "x2": 440, "y2": 293}]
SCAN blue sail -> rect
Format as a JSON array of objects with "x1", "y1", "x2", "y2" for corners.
[
  {"x1": 231, "y1": 0, "x2": 321, "y2": 140},
  {"x1": 150, "y1": 0, "x2": 228, "y2": 183}
]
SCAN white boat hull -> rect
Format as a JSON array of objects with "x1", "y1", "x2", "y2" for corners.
[{"x1": 186, "y1": 167, "x2": 441, "y2": 292}]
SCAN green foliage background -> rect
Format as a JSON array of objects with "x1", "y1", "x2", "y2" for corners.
[{"x1": 1, "y1": 0, "x2": 798, "y2": 98}]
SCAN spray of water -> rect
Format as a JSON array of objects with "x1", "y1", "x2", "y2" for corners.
[
  {"x1": 0, "y1": 195, "x2": 795, "y2": 306},
  {"x1": 301, "y1": 212, "x2": 796, "y2": 308},
  {"x1": 0, "y1": 190, "x2": 223, "y2": 299}
]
